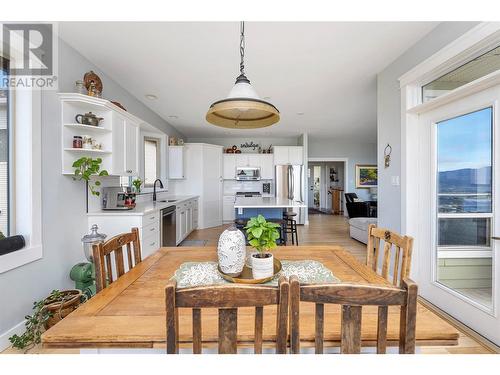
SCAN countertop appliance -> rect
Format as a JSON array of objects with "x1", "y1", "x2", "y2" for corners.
[
  {"x1": 101, "y1": 187, "x2": 134, "y2": 210},
  {"x1": 161, "y1": 206, "x2": 176, "y2": 247},
  {"x1": 236, "y1": 191, "x2": 262, "y2": 198},
  {"x1": 236, "y1": 167, "x2": 261, "y2": 181},
  {"x1": 275, "y1": 165, "x2": 306, "y2": 224}
]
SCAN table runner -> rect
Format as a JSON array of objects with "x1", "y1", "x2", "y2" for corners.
[{"x1": 171, "y1": 260, "x2": 339, "y2": 288}]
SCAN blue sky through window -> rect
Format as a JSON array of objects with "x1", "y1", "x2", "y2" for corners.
[{"x1": 437, "y1": 107, "x2": 492, "y2": 172}]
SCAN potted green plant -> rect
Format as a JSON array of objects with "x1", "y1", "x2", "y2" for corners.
[
  {"x1": 132, "y1": 178, "x2": 143, "y2": 193},
  {"x1": 244, "y1": 215, "x2": 281, "y2": 278},
  {"x1": 72, "y1": 157, "x2": 109, "y2": 196},
  {"x1": 9, "y1": 289, "x2": 83, "y2": 352}
]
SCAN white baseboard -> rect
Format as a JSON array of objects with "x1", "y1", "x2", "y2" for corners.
[{"x1": 0, "y1": 320, "x2": 26, "y2": 352}]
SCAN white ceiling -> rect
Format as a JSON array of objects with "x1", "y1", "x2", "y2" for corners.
[{"x1": 59, "y1": 22, "x2": 438, "y2": 142}]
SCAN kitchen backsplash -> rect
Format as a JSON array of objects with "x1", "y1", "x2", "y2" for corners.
[{"x1": 223, "y1": 179, "x2": 274, "y2": 196}]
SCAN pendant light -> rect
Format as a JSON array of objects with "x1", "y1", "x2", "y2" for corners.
[{"x1": 206, "y1": 22, "x2": 280, "y2": 129}]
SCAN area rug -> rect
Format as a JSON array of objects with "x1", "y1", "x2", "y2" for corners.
[{"x1": 179, "y1": 239, "x2": 208, "y2": 247}]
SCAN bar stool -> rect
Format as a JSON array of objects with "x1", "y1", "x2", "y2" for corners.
[
  {"x1": 283, "y1": 212, "x2": 298, "y2": 245},
  {"x1": 268, "y1": 219, "x2": 287, "y2": 246}
]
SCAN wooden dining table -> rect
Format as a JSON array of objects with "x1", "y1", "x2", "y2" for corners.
[{"x1": 42, "y1": 246, "x2": 459, "y2": 351}]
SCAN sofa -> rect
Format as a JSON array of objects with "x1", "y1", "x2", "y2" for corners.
[
  {"x1": 349, "y1": 217, "x2": 378, "y2": 244},
  {"x1": 345, "y1": 193, "x2": 377, "y2": 218}
]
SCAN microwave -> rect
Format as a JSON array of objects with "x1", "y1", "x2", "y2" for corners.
[{"x1": 236, "y1": 167, "x2": 261, "y2": 181}]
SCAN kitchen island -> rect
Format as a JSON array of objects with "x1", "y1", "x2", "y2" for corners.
[{"x1": 234, "y1": 196, "x2": 306, "y2": 221}]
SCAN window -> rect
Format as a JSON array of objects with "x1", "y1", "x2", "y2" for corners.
[
  {"x1": 144, "y1": 137, "x2": 160, "y2": 186},
  {"x1": 435, "y1": 107, "x2": 493, "y2": 308},
  {"x1": 0, "y1": 58, "x2": 9, "y2": 238},
  {"x1": 422, "y1": 44, "x2": 500, "y2": 102}
]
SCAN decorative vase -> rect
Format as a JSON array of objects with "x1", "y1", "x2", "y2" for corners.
[
  {"x1": 217, "y1": 226, "x2": 246, "y2": 277},
  {"x1": 251, "y1": 253, "x2": 274, "y2": 279}
]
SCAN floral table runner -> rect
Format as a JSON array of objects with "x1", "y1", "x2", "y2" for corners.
[{"x1": 171, "y1": 260, "x2": 339, "y2": 288}]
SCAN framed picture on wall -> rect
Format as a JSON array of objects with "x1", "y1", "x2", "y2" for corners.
[{"x1": 355, "y1": 164, "x2": 377, "y2": 188}]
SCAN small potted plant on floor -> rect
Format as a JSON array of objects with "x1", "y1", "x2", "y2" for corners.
[{"x1": 245, "y1": 215, "x2": 281, "y2": 279}]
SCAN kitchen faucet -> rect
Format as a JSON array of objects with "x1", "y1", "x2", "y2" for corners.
[{"x1": 152, "y1": 179, "x2": 164, "y2": 202}]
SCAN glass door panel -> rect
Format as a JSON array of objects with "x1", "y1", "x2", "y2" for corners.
[{"x1": 436, "y1": 107, "x2": 493, "y2": 309}]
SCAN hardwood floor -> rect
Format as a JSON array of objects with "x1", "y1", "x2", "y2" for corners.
[{"x1": 2, "y1": 213, "x2": 496, "y2": 354}]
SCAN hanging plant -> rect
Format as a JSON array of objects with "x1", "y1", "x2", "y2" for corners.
[
  {"x1": 9, "y1": 289, "x2": 83, "y2": 352},
  {"x1": 72, "y1": 157, "x2": 109, "y2": 196}
]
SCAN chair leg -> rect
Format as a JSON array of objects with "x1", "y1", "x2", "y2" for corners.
[
  {"x1": 282, "y1": 221, "x2": 287, "y2": 246},
  {"x1": 291, "y1": 220, "x2": 295, "y2": 245},
  {"x1": 293, "y1": 220, "x2": 299, "y2": 246}
]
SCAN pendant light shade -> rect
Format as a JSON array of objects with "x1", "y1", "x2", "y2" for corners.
[{"x1": 206, "y1": 22, "x2": 280, "y2": 129}]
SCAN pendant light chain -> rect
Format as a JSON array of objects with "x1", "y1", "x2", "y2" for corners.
[{"x1": 240, "y1": 21, "x2": 245, "y2": 76}]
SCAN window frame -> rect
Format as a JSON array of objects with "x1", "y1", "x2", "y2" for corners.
[
  {"x1": 0, "y1": 54, "x2": 43, "y2": 273},
  {"x1": 143, "y1": 136, "x2": 161, "y2": 188},
  {"x1": 139, "y1": 131, "x2": 167, "y2": 194}
]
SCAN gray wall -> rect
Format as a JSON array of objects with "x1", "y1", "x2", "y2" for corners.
[
  {"x1": 0, "y1": 37, "x2": 183, "y2": 344},
  {"x1": 377, "y1": 22, "x2": 479, "y2": 233},
  {"x1": 308, "y1": 137, "x2": 377, "y2": 201}
]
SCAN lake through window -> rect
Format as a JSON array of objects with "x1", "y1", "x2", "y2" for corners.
[{"x1": 0, "y1": 58, "x2": 9, "y2": 238}]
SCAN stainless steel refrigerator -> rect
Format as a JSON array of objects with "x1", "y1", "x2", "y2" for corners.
[{"x1": 275, "y1": 165, "x2": 306, "y2": 224}]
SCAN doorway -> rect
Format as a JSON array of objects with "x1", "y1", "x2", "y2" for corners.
[
  {"x1": 414, "y1": 85, "x2": 500, "y2": 344},
  {"x1": 307, "y1": 159, "x2": 347, "y2": 215}
]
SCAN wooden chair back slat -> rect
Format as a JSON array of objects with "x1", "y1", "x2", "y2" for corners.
[
  {"x1": 165, "y1": 277, "x2": 290, "y2": 354},
  {"x1": 367, "y1": 224, "x2": 414, "y2": 286},
  {"x1": 218, "y1": 308, "x2": 238, "y2": 354},
  {"x1": 289, "y1": 276, "x2": 417, "y2": 354},
  {"x1": 254, "y1": 306, "x2": 263, "y2": 354},
  {"x1": 126, "y1": 243, "x2": 133, "y2": 270},
  {"x1": 192, "y1": 308, "x2": 202, "y2": 354},
  {"x1": 315, "y1": 303, "x2": 324, "y2": 354},
  {"x1": 376, "y1": 306, "x2": 388, "y2": 354},
  {"x1": 92, "y1": 227, "x2": 142, "y2": 293},
  {"x1": 341, "y1": 305, "x2": 362, "y2": 354},
  {"x1": 289, "y1": 277, "x2": 301, "y2": 354}
]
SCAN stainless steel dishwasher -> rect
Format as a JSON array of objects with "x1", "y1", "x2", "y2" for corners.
[{"x1": 161, "y1": 206, "x2": 176, "y2": 246}]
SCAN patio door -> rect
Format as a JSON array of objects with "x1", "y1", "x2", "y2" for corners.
[{"x1": 417, "y1": 85, "x2": 500, "y2": 344}]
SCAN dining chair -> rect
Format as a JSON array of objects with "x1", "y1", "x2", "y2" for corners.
[
  {"x1": 92, "y1": 227, "x2": 142, "y2": 293},
  {"x1": 289, "y1": 276, "x2": 418, "y2": 354},
  {"x1": 165, "y1": 277, "x2": 290, "y2": 354},
  {"x1": 366, "y1": 224, "x2": 414, "y2": 287}
]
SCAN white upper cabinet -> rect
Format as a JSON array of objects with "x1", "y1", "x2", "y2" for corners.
[
  {"x1": 247, "y1": 154, "x2": 261, "y2": 167},
  {"x1": 223, "y1": 154, "x2": 236, "y2": 179},
  {"x1": 288, "y1": 146, "x2": 304, "y2": 165},
  {"x1": 168, "y1": 146, "x2": 185, "y2": 179},
  {"x1": 112, "y1": 114, "x2": 140, "y2": 176},
  {"x1": 273, "y1": 146, "x2": 303, "y2": 165},
  {"x1": 235, "y1": 154, "x2": 248, "y2": 167},
  {"x1": 260, "y1": 154, "x2": 274, "y2": 179}
]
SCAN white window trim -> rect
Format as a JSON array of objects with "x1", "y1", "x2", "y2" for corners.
[
  {"x1": 139, "y1": 131, "x2": 167, "y2": 193},
  {"x1": 399, "y1": 22, "x2": 500, "y2": 281},
  {"x1": 0, "y1": 86, "x2": 43, "y2": 273}
]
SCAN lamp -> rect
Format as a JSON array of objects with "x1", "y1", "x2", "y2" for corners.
[{"x1": 206, "y1": 22, "x2": 280, "y2": 129}]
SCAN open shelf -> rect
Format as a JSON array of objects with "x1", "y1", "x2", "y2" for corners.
[
  {"x1": 64, "y1": 123, "x2": 111, "y2": 133},
  {"x1": 64, "y1": 148, "x2": 111, "y2": 154}
]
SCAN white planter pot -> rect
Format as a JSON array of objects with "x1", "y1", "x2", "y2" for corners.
[
  {"x1": 245, "y1": 248, "x2": 258, "y2": 268},
  {"x1": 217, "y1": 226, "x2": 246, "y2": 277},
  {"x1": 252, "y1": 253, "x2": 274, "y2": 279}
]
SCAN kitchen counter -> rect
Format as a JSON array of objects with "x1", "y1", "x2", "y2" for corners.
[
  {"x1": 234, "y1": 196, "x2": 306, "y2": 208},
  {"x1": 87, "y1": 195, "x2": 199, "y2": 216}
]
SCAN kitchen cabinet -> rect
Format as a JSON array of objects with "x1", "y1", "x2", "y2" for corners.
[
  {"x1": 168, "y1": 146, "x2": 185, "y2": 179},
  {"x1": 259, "y1": 154, "x2": 274, "y2": 179},
  {"x1": 222, "y1": 153, "x2": 275, "y2": 180},
  {"x1": 175, "y1": 198, "x2": 199, "y2": 245},
  {"x1": 169, "y1": 143, "x2": 223, "y2": 230},
  {"x1": 112, "y1": 115, "x2": 140, "y2": 176},
  {"x1": 273, "y1": 146, "x2": 303, "y2": 165},
  {"x1": 223, "y1": 195, "x2": 236, "y2": 222},
  {"x1": 87, "y1": 212, "x2": 160, "y2": 261},
  {"x1": 223, "y1": 154, "x2": 236, "y2": 179}
]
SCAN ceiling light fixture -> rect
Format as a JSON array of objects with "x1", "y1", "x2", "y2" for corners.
[
  {"x1": 206, "y1": 21, "x2": 280, "y2": 129},
  {"x1": 145, "y1": 94, "x2": 158, "y2": 100},
  {"x1": 168, "y1": 115, "x2": 178, "y2": 119}
]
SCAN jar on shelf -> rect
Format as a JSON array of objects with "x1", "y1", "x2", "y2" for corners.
[
  {"x1": 73, "y1": 136, "x2": 83, "y2": 149},
  {"x1": 75, "y1": 80, "x2": 86, "y2": 95}
]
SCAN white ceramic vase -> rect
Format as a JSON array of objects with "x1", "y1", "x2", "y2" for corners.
[
  {"x1": 217, "y1": 226, "x2": 246, "y2": 277},
  {"x1": 251, "y1": 253, "x2": 274, "y2": 279}
]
